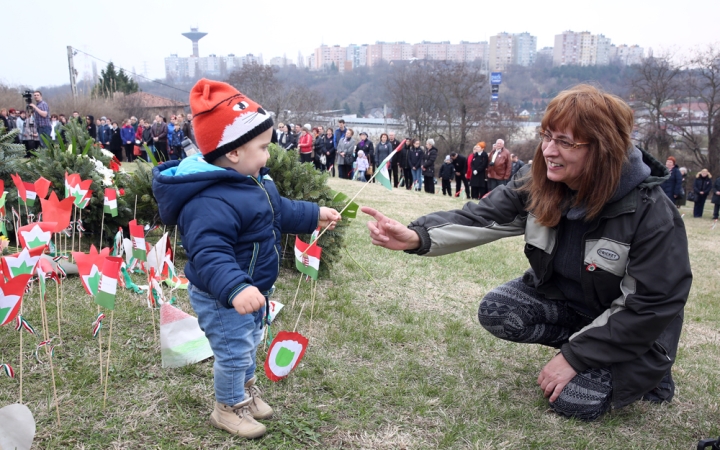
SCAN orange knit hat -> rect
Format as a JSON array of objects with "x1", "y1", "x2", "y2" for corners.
[{"x1": 189, "y1": 78, "x2": 274, "y2": 162}]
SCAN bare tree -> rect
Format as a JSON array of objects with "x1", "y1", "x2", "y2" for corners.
[
  {"x1": 672, "y1": 44, "x2": 720, "y2": 174},
  {"x1": 629, "y1": 53, "x2": 681, "y2": 161},
  {"x1": 227, "y1": 64, "x2": 287, "y2": 120},
  {"x1": 433, "y1": 62, "x2": 489, "y2": 155},
  {"x1": 386, "y1": 62, "x2": 441, "y2": 142}
]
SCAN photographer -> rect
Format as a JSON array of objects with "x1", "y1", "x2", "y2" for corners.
[{"x1": 27, "y1": 91, "x2": 51, "y2": 147}]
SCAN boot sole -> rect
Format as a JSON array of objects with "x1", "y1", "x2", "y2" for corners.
[{"x1": 209, "y1": 415, "x2": 266, "y2": 439}]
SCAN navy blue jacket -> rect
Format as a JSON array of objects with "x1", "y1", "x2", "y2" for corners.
[
  {"x1": 152, "y1": 156, "x2": 319, "y2": 308},
  {"x1": 661, "y1": 165, "x2": 683, "y2": 199}
]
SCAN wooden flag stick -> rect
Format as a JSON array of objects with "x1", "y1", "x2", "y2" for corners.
[
  {"x1": 78, "y1": 209, "x2": 83, "y2": 252},
  {"x1": 172, "y1": 225, "x2": 178, "y2": 258},
  {"x1": 151, "y1": 306, "x2": 157, "y2": 346},
  {"x1": 291, "y1": 273, "x2": 303, "y2": 309},
  {"x1": 134, "y1": 195, "x2": 138, "y2": 220},
  {"x1": 99, "y1": 211, "x2": 106, "y2": 250},
  {"x1": 55, "y1": 277, "x2": 62, "y2": 339},
  {"x1": 70, "y1": 206, "x2": 77, "y2": 256},
  {"x1": 98, "y1": 306, "x2": 103, "y2": 384},
  {"x1": 309, "y1": 279, "x2": 317, "y2": 324},
  {"x1": 18, "y1": 303, "x2": 23, "y2": 403},
  {"x1": 293, "y1": 300, "x2": 307, "y2": 333},
  {"x1": 39, "y1": 282, "x2": 61, "y2": 426},
  {"x1": 14, "y1": 199, "x2": 20, "y2": 248},
  {"x1": 103, "y1": 310, "x2": 114, "y2": 409}
]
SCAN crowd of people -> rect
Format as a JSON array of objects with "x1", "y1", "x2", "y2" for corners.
[
  {"x1": 272, "y1": 119, "x2": 529, "y2": 197},
  {"x1": 661, "y1": 156, "x2": 720, "y2": 220},
  {"x1": 0, "y1": 91, "x2": 197, "y2": 163}
]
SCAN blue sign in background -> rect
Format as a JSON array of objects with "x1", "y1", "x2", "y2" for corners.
[
  {"x1": 491, "y1": 93, "x2": 499, "y2": 101},
  {"x1": 490, "y1": 72, "x2": 502, "y2": 85}
]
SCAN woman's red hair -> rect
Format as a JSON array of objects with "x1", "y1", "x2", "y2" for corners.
[{"x1": 519, "y1": 84, "x2": 635, "y2": 227}]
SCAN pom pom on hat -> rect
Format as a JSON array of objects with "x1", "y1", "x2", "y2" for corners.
[{"x1": 189, "y1": 78, "x2": 274, "y2": 162}]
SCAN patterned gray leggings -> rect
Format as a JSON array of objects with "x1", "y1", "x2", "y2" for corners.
[{"x1": 478, "y1": 277, "x2": 612, "y2": 421}]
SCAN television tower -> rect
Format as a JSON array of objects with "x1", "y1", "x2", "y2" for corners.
[{"x1": 182, "y1": 27, "x2": 207, "y2": 57}]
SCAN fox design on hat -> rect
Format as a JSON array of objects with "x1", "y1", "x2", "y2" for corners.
[{"x1": 190, "y1": 78, "x2": 274, "y2": 163}]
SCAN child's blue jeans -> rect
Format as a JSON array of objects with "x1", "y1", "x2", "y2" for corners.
[{"x1": 189, "y1": 283, "x2": 265, "y2": 406}]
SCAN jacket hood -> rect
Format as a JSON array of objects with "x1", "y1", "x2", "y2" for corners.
[
  {"x1": 637, "y1": 147, "x2": 670, "y2": 189},
  {"x1": 151, "y1": 153, "x2": 268, "y2": 225}
]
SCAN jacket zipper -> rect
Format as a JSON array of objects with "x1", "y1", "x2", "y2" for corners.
[{"x1": 251, "y1": 176, "x2": 281, "y2": 275}]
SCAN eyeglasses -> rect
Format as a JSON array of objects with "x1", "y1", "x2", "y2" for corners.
[{"x1": 538, "y1": 131, "x2": 588, "y2": 150}]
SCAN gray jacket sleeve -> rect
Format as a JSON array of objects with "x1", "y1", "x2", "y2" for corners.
[{"x1": 407, "y1": 171, "x2": 529, "y2": 256}]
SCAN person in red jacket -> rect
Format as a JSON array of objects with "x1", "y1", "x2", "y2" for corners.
[
  {"x1": 297, "y1": 124, "x2": 313, "y2": 163},
  {"x1": 487, "y1": 139, "x2": 512, "y2": 191}
]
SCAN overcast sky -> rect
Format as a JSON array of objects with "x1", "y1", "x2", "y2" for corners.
[{"x1": 2, "y1": 0, "x2": 718, "y2": 90}]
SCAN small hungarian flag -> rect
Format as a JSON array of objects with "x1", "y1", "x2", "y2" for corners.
[
  {"x1": 294, "y1": 236, "x2": 322, "y2": 280},
  {"x1": 0, "y1": 191, "x2": 7, "y2": 237},
  {"x1": 73, "y1": 245, "x2": 111, "y2": 296},
  {"x1": 65, "y1": 173, "x2": 92, "y2": 207},
  {"x1": 103, "y1": 188, "x2": 118, "y2": 217},
  {"x1": 265, "y1": 331, "x2": 309, "y2": 382},
  {"x1": 1, "y1": 248, "x2": 42, "y2": 279},
  {"x1": 129, "y1": 220, "x2": 147, "y2": 261},
  {"x1": 18, "y1": 222, "x2": 56, "y2": 250},
  {"x1": 0, "y1": 274, "x2": 32, "y2": 326},
  {"x1": 21, "y1": 182, "x2": 37, "y2": 207},
  {"x1": 10, "y1": 173, "x2": 26, "y2": 204},
  {"x1": 40, "y1": 191, "x2": 74, "y2": 233},
  {"x1": 161, "y1": 253, "x2": 189, "y2": 290},
  {"x1": 34, "y1": 176, "x2": 51, "y2": 200},
  {"x1": 375, "y1": 139, "x2": 405, "y2": 190},
  {"x1": 95, "y1": 257, "x2": 122, "y2": 310},
  {"x1": 76, "y1": 190, "x2": 93, "y2": 209}
]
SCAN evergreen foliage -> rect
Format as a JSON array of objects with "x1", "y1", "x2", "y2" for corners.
[
  {"x1": 123, "y1": 160, "x2": 160, "y2": 227},
  {"x1": 92, "y1": 62, "x2": 140, "y2": 99},
  {"x1": 0, "y1": 127, "x2": 26, "y2": 181},
  {"x1": 20, "y1": 138, "x2": 134, "y2": 245},
  {"x1": 265, "y1": 144, "x2": 350, "y2": 276}
]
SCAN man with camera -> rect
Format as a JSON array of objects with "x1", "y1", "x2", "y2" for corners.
[{"x1": 27, "y1": 91, "x2": 51, "y2": 147}]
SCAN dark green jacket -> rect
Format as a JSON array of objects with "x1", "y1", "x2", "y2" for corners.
[{"x1": 407, "y1": 149, "x2": 691, "y2": 408}]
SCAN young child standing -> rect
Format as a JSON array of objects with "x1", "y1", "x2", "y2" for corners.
[
  {"x1": 355, "y1": 150, "x2": 369, "y2": 182},
  {"x1": 439, "y1": 155, "x2": 455, "y2": 196},
  {"x1": 152, "y1": 79, "x2": 341, "y2": 439}
]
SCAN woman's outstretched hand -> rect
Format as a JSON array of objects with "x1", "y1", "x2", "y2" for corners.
[{"x1": 361, "y1": 206, "x2": 420, "y2": 251}]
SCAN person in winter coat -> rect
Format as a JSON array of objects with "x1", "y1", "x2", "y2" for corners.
[
  {"x1": 86, "y1": 115, "x2": 97, "y2": 141},
  {"x1": 169, "y1": 121, "x2": 185, "y2": 161},
  {"x1": 408, "y1": 139, "x2": 425, "y2": 191},
  {"x1": 692, "y1": 169, "x2": 713, "y2": 217},
  {"x1": 142, "y1": 119, "x2": 154, "y2": 162},
  {"x1": 121, "y1": 119, "x2": 136, "y2": 162},
  {"x1": 151, "y1": 115, "x2": 169, "y2": 161},
  {"x1": 135, "y1": 119, "x2": 147, "y2": 161},
  {"x1": 388, "y1": 133, "x2": 402, "y2": 187},
  {"x1": 361, "y1": 84, "x2": 690, "y2": 422},
  {"x1": 152, "y1": 79, "x2": 341, "y2": 439},
  {"x1": 336, "y1": 129, "x2": 356, "y2": 180},
  {"x1": 297, "y1": 124, "x2": 313, "y2": 163},
  {"x1": 511, "y1": 154, "x2": 525, "y2": 178},
  {"x1": 439, "y1": 155, "x2": 455, "y2": 196},
  {"x1": 399, "y1": 137, "x2": 414, "y2": 190},
  {"x1": 312, "y1": 127, "x2": 325, "y2": 171},
  {"x1": 676, "y1": 167, "x2": 688, "y2": 207},
  {"x1": 322, "y1": 129, "x2": 336, "y2": 176},
  {"x1": 466, "y1": 142, "x2": 488, "y2": 199},
  {"x1": 711, "y1": 175, "x2": 720, "y2": 221},
  {"x1": 109, "y1": 122, "x2": 123, "y2": 161},
  {"x1": 422, "y1": 139, "x2": 439, "y2": 194},
  {"x1": 486, "y1": 139, "x2": 512, "y2": 191},
  {"x1": 375, "y1": 133, "x2": 393, "y2": 170},
  {"x1": 661, "y1": 156, "x2": 683, "y2": 206},
  {"x1": 451, "y1": 152, "x2": 470, "y2": 199},
  {"x1": 355, "y1": 150, "x2": 369, "y2": 182},
  {"x1": 356, "y1": 132, "x2": 374, "y2": 182}
]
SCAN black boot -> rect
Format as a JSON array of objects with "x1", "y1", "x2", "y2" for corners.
[{"x1": 642, "y1": 371, "x2": 675, "y2": 403}]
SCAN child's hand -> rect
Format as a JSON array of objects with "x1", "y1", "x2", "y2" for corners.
[
  {"x1": 318, "y1": 207, "x2": 341, "y2": 230},
  {"x1": 231, "y1": 286, "x2": 265, "y2": 315}
]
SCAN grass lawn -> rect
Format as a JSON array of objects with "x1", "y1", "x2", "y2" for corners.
[{"x1": 1, "y1": 177, "x2": 719, "y2": 449}]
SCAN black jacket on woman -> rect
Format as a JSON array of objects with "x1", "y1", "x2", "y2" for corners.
[
  {"x1": 86, "y1": 115, "x2": 97, "y2": 140},
  {"x1": 693, "y1": 175, "x2": 712, "y2": 198},
  {"x1": 408, "y1": 146, "x2": 424, "y2": 169},
  {"x1": 323, "y1": 136, "x2": 336, "y2": 167},
  {"x1": 356, "y1": 139, "x2": 374, "y2": 165},
  {"x1": 468, "y1": 151, "x2": 488, "y2": 187},
  {"x1": 712, "y1": 177, "x2": 720, "y2": 204},
  {"x1": 422, "y1": 146, "x2": 438, "y2": 177},
  {"x1": 661, "y1": 165, "x2": 683, "y2": 199}
]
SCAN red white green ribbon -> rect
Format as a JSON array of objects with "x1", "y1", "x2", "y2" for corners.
[
  {"x1": 34, "y1": 338, "x2": 58, "y2": 363},
  {"x1": 1, "y1": 363, "x2": 14, "y2": 378},
  {"x1": 14, "y1": 315, "x2": 35, "y2": 335},
  {"x1": 92, "y1": 313, "x2": 105, "y2": 338}
]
